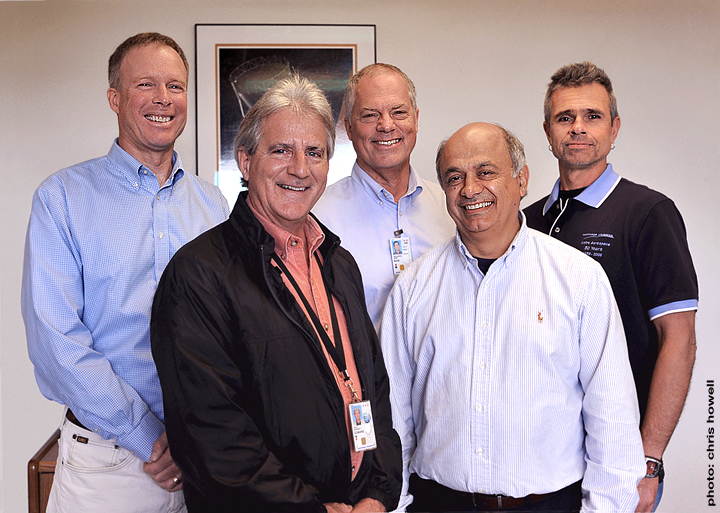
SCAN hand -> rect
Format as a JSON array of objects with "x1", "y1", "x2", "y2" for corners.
[
  {"x1": 351, "y1": 498, "x2": 386, "y2": 512},
  {"x1": 635, "y1": 477, "x2": 659, "y2": 512},
  {"x1": 324, "y1": 503, "x2": 352, "y2": 513},
  {"x1": 142, "y1": 431, "x2": 183, "y2": 492}
]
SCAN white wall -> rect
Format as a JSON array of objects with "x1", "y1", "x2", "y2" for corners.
[{"x1": 1, "y1": 1, "x2": 718, "y2": 511}]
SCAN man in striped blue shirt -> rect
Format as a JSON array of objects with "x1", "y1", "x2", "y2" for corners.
[
  {"x1": 21, "y1": 33, "x2": 229, "y2": 513},
  {"x1": 380, "y1": 122, "x2": 645, "y2": 512}
]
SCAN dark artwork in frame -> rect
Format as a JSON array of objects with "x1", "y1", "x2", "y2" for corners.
[{"x1": 217, "y1": 47, "x2": 353, "y2": 173}]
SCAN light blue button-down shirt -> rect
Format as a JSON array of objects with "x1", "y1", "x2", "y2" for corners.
[
  {"x1": 22, "y1": 141, "x2": 229, "y2": 461},
  {"x1": 380, "y1": 215, "x2": 645, "y2": 512},
  {"x1": 313, "y1": 162, "x2": 455, "y2": 328}
]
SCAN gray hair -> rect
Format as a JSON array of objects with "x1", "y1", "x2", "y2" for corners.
[
  {"x1": 233, "y1": 74, "x2": 336, "y2": 185},
  {"x1": 108, "y1": 32, "x2": 188, "y2": 90},
  {"x1": 343, "y1": 63, "x2": 417, "y2": 123},
  {"x1": 435, "y1": 124, "x2": 526, "y2": 184},
  {"x1": 544, "y1": 61, "x2": 618, "y2": 124}
]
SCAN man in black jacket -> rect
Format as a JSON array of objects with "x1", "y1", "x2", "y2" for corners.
[{"x1": 151, "y1": 74, "x2": 401, "y2": 513}]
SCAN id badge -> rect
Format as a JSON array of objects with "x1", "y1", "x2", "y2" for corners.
[
  {"x1": 390, "y1": 236, "x2": 412, "y2": 275},
  {"x1": 349, "y1": 400, "x2": 377, "y2": 452}
]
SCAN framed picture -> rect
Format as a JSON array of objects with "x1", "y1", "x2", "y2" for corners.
[{"x1": 195, "y1": 24, "x2": 376, "y2": 206}]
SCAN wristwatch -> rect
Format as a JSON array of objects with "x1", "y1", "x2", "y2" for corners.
[{"x1": 645, "y1": 456, "x2": 663, "y2": 478}]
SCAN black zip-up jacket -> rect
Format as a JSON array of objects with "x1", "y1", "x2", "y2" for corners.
[{"x1": 151, "y1": 192, "x2": 402, "y2": 512}]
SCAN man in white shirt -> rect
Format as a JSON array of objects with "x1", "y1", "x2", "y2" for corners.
[
  {"x1": 380, "y1": 122, "x2": 645, "y2": 512},
  {"x1": 313, "y1": 64, "x2": 454, "y2": 328}
]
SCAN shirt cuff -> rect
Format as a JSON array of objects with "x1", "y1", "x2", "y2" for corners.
[{"x1": 117, "y1": 411, "x2": 165, "y2": 462}]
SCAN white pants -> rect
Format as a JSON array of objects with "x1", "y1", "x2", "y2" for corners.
[{"x1": 47, "y1": 411, "x2": 186, "y2": 513}]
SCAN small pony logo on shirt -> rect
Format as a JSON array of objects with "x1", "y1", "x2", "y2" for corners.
[{"x1": 537, "y1": 311, "x2": 544, "y2": 323}]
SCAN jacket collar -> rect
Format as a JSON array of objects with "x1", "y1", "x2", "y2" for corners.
[{"x1": 229, "y1": 191, "x2": 341, "y2": 263}]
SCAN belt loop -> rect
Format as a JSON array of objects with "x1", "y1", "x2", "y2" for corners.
[
  {"x1": 472, "y1": 493, "x2": 477, "y2": 507},
  {"x1": 497, "y1": 495, "x2": 503, "y2": 508}
]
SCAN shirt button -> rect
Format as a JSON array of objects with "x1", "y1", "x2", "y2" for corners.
[
  {"x1": 481, "y1": 322, "x2": 487, "y2": 329},
  {"x1": 479, "y1": 363, "x2": 486, "y2": 370},
  {"x1": 133, "y1": 182, "x2": 139, "y2": 188},
  {"x1": 478, "y1": 488, "x2": 485, "y2": 494},
  {"x1": 379, "y1": 201, "x2": 384, "y2": 206},
  {"x1": 476, "y1": 448, "x2": 483, "y2": 455},
  {"x1": 476, "y1": 405, "x2": 483, "y2": 412},
  {"x1": 158, "y1": 232, "x2": 164, "y2": 239},
  {"x1": 280, "y1": 254, "x2": 286, "y2": 260},
  {"x1": 156, "y1": 194, "x2": 160, "y2": 200},
  {"x1": 554, "y1": 227, "x2": 561, "y2": 233},
  {"x1": 291, "y1": 240, "x2": 298, "y2": 247},
  {"x1": 143, "y1": 170, "x2": 148, "y2": 175},
  {"x1": 324, "y1": 323, "x2": 329, "y2": 331},
  {"x1": 399, "y1": 211, "x2": 403, "y2": 216}
]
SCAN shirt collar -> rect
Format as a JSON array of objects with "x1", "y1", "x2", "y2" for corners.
[
  {"x1": 248, "y1": 201, "x2": 326, "y2": 260},
  {"x1": 454, "y1": 212, "x2": 528, "y2": 272},
  {"x1": 107, "y1": 139, "x2": 185, "y2": 187},
  {"x1": 542, "y1": 163, "x2": 621, "y2": 214},
  {"x1": 350, "y1": 160, "x2": 423, "y2": 204}
]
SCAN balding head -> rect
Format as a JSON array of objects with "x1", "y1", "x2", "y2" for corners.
[{"x1": 435, "y1": 122, "x2": 529, "y2": 258}]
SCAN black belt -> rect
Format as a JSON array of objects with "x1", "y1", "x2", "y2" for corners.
[
  {"x1": 66, "y1": 409, "x2": 89, "y2": 430},
  {"x1": 409, "y1": 474, "x2": 581, "y2": 511},
  {"x1": 440, "y1": 488, "x2": 555, "y2": 510}
]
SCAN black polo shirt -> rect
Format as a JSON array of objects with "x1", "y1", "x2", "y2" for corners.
[{"x1": 524, "y1": 164, "x2": 698, "y2": 418}]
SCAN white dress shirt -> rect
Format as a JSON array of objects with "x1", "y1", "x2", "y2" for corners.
[
  {"x1": 313, "y1": 162, "x2": 455, "y2": 328},
  {"x1": 380, "y1": 214, "x2": 645, "y2": 512}
]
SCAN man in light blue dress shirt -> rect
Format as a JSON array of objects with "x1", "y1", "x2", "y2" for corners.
[
  {"x1": 380, "y1": 123, "x2": 645, "y2": 512},
  {"x1": 21, "y1": 33, "x2": 229, "y2": 513},
  {"x1": 313, "y1": 64, "x2": 455, "y2": 328}
]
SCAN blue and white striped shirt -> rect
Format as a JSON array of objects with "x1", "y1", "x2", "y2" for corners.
[
  {"x1": 22, "y1": 141, "x2": 229, "y2": 461},
  {"x1": 380, "y1": 215, "x2": 645, "y2": 512}
]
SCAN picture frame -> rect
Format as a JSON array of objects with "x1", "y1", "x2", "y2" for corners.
[{"x1": 195, "y1": 23, "x2": 377, "y2": 206}]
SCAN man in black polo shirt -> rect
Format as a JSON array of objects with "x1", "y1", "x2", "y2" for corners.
[{"x1": 524, "y1": 61, "x2": 698, "y2": 513}]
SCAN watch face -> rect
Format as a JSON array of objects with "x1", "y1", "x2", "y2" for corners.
[{"x1": 646, "y1": 459, "x2": 661, "y2": 477}]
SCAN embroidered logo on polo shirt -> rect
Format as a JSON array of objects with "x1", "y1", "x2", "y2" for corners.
[{"x1": 580, "y1": 232, "x2": 615, "y2": 259}]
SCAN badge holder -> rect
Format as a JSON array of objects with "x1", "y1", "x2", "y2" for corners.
[
  {"x1": 350, "y1": 400, "x2": 377, "y2": 452},
  {"x1": 390, "y1": 229, "x2": 412, "y2": 275}
]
